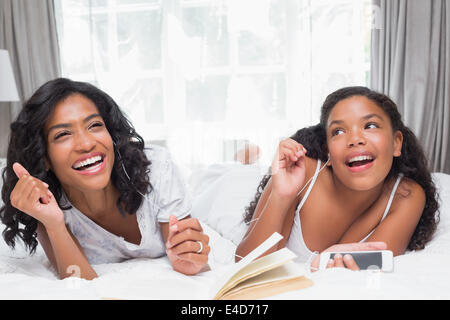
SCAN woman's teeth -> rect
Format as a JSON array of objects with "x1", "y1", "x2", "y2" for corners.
[{"x1": 73, "y1": 156, "x2": 103, "y2": 170}]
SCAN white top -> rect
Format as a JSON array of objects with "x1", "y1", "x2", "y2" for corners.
[
  {"x1": 285, "y1": 159, "x2": 403, "y2": 262},
  {"x1": 61, "y1": 145, "x2": 191, "y2": 265}
]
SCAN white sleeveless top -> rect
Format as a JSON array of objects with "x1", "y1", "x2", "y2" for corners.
[{"x1": 285, "y1": 159, "x2": 403, "y2": 262}]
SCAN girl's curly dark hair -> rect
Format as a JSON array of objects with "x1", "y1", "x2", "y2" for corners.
[
  {"x1": 244, "y1": 86, "x2": 440, "y2": 251},
  {"x1": 1, "y1": 78, "x2": 152, "y2": 254}
]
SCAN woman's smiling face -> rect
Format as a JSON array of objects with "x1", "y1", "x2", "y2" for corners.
[
  {"x1": 44, "y1": 93, "x2": 115, "y2": 193},
  {"x1": 326, "y1": 96, "x2": 403, "y2": 190}
]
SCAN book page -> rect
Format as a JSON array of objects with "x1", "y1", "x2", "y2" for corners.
[
  {"x1": 228, "y1": 260, "x2": 306, "y2": 291},
  {"x1": 209, "y1": 232, "x2": 283, "y2": 299},
  {"x1": 224, "y1": 248, "x2": 298, "y2": 290}
]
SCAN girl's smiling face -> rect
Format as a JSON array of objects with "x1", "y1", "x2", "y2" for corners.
[
  {"x1": 326, "y1": 96, "x2": 403, "y2": 190},
  {"x1": 44, "y1": 93, "x2": 115, "y2": 193}
]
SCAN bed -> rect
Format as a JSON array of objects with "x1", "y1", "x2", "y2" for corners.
[{"x1": 1, "y1": 159, "x2": 450, "y2": 299}]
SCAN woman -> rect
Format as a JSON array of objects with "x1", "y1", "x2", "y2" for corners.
[
  {"x1": 1, "y1": 78, "x2": 210, "y2": 279},
  {"x1": 237, "y1": 86, "x2": 439, "y2": 269}
]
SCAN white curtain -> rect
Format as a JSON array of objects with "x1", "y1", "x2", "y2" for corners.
[{"x1": 54, "y1": 0, "x2": 372, "y2": 172}]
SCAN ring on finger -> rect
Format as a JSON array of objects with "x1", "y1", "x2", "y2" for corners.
[{"x1": 195, "y1": 241, "x2": 203, "y2": 254}]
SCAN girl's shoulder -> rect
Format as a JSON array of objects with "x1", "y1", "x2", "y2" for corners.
[
  {"x1": 396, "y1": 175, "x2": 425, "y2": 200},
  {"x1": 389, "y1": 175, "x2": 426, "y2": 214}
]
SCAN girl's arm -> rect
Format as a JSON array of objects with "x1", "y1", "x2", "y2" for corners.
[
  {"x1": 235, "y1": 179, "x2": 296, "y2": 261},
  {"x1": 362, "y1": 179, "x2": 426, "y2": 256},
  {"x1": 235, "y1": 138, "x2": 309, "y2": 261}
]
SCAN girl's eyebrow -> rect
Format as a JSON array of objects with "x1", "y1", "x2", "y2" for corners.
[
  {"x1": 328, "y1": 113, "x2": 384, "y2": 127},
  {"x1": 47, "y1": 113, "x2": 102, "y2": 133}
]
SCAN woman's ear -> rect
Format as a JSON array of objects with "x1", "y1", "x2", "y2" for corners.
[
  {"x1": 44, "y1": 157, "x2": 51, "y2": 172},
  {"x1": 393, "y1": 130, "x2": 403, "y2": 157}
]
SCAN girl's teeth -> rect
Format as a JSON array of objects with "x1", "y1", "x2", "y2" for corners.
[{"x1": 349, "y1": 155, "x2": 373, "y2": 163}]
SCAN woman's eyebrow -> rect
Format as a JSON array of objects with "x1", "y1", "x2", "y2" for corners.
[
  {"x1": 328, "y1": 113, "x2": 384, "y2": 127},
  {"x1": 47, "y1": 113, "x2": 102, "y2": 133}
]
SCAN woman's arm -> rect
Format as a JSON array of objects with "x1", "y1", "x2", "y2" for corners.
[
  {"x1": 37, "y1": 222, "x2": 97, "y2": 280},
  {"x1": 11, "y1": 162, "x2": 97, "y2": 280}
]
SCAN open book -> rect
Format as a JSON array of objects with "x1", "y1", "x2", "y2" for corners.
[{"x1": 210, "y1": 233, "x2": 313, "y2": 300}]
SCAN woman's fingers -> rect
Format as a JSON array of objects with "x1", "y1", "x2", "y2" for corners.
[
  {"x1": 10, "y1": 171, "x2": 52, "y2": 213},
  {"x1": 168, "y1": 239, "x2": 210, "y2": 257},
  {"x1": 12, "y1": 162, "x2": 30, "y2": 179},
  {"x1": 166, "y1": 215, "x2": 210, "y2": 266},
  {"x1": 167, "y1": 227, "x2": 209, "y2": 250},
  {"x1": 170, "y1": 216, "x2": 203, "y2": 233},
  {"x1": 176, "y1": 251, "x2": 209, "y2": 266},
  {"x1": 21, "y1": 176, "x2": 51, "y2": 204}
]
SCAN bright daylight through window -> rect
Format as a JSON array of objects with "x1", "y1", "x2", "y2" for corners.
[{"x1": 54, "y1": 0, "x2": 373, "y2": 170}]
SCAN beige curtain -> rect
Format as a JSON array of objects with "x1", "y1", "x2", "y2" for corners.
[
  {"x1": 0, "y1": 0, "x2": 61, "y2": 157},
  {"x1": 371, "y1": 0, "x2": 450, "y2": 173}
]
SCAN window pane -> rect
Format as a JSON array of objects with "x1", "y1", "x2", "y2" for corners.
[
  {"x1": 234, "y1": 0, "x2": 286, "y2": 66},
  {"x1": 117, "y1": 11, "x2": 162, "y2": 70},
  {"x1": 59, "y1": 13, "x2": 110, "y2": 74},
  {"x1": 182, "y1": 6, "x2": 229, "y2": 67},
  {"x1": 119, "y1": 78, "x2": 164, "y2": 125},
  {"x1": 116, "y1": 0, "x2": 159, "y2": 5},
  {"x1": 186, "y1": 76, "x2": 229, "y2": 121},
  {"x1": 62, "y1": 0, "x2": 107, "y2": 9},
  {"x1": 226, "y1": 74, "x2": 285, "y2": 122}
]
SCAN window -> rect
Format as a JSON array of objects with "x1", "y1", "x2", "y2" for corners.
[{"x1": 54, "y1": 0, "x2": 373, "y2": 170}]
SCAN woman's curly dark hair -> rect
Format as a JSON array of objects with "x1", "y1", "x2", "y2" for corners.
[
  {"x1": 244, "y1": 86, "x2": 440, "y2": 251},
  {"x1": 0, "y1": 78, "x2": 152, "y2": 254}
]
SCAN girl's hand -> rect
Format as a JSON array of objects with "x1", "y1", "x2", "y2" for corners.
[
  {"x1": 165, "y1": 215, "x2": 210, "y2": 275},
  {"x1": 271, "y1": 138, "x2": 308, "y2": 199},
  {"x1": 310, "y1": 242, "x2": 387, "y2": 272},
  {"x1": 10, "y1": 162, "x2": 65, "y2": 231}
]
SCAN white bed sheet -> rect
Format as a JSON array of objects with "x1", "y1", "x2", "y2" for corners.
[
  {"x1": 1, "y1": 161, "x2": 450, "y2": 299},
  {"x1": 1, "y1": 221, "x2": 449, "y2": 300}
]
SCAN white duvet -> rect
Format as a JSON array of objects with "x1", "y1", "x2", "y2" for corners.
[{"x1": 1, "y1": 162, "x2": 450, "y2": 300}]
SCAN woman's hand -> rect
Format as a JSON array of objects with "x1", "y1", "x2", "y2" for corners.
[
  {"x1": 165, "y1": 215, "x2": 210, "y2": 275},
  {"x1": 10, "y1": 162, "x2": 65, "y2": 231},
  {"x1": 310, "y1": 241, "x2": 387, "y2": 272},
  {"x1": 271, "y1": 138, "x2": 308, "y2": 199}
]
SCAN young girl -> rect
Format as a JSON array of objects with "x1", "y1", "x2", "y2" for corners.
[
  {"x1": 237, "y1": 86, "x2": 439, "y2": 269},
  {"x1": 1, "y1": 78, "x2": 210, "y2": 279}
]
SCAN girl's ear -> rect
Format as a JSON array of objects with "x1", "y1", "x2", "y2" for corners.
[
  {"x1": 393, "y1": 130, "x2": 403, "y2": 157},
  {"x1": 326, "y1": 152, "x2": 332, "y2": 166}
]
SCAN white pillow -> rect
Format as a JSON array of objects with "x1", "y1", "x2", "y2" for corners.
[
  {"x1": 189, "y1": 163, "x2": 267, "y2": 245},
  {"x1": 424, "y1": 172, "x2": 450, "y2": 253}
]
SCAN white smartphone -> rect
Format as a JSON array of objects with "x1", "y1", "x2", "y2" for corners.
[{"x1": 318, "y1": 250, "x2": 394, "y2": 272}]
